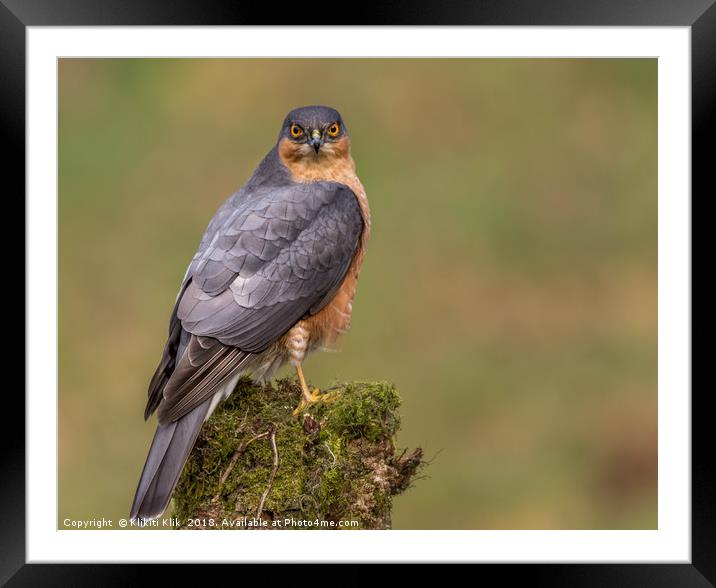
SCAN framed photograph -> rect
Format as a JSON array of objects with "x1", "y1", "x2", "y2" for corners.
[{"x1": 9, "y1": 1, "x2": 707, "y2": 584}]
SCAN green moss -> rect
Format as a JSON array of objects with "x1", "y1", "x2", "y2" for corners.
[
  {"x1": 172, "y1": 377, "x2": 423, "y2": 529},
  {"x1": 317, "y1": 381, "x2": 402, "y2": 442}
]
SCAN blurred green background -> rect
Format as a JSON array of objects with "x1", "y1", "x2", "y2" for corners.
[{"x1": 59, "y1": 58, "x2": 657, "y2": 530}]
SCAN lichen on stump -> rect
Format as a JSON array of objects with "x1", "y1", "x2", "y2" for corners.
[{"x1": 172, "y1": 377, "x2": 424, "y2": 530}]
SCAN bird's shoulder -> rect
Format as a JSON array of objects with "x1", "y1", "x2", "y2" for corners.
[{"x1": 188, "y1": 172, "x2": 361, "y2": 296}]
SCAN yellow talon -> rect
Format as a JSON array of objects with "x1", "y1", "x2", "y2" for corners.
[
  {"x1": 305, "y1": 387, "x2": 322, "y2": 403},
  {"x1": 292, "y1": 387, "x2": 321, "y2": 416},
  {"x1": 292, "y1": 364, "x2": 336, "y2": 416},
  {"x1": 292, "y1": 388, "x2": 337, "y2": 416}
]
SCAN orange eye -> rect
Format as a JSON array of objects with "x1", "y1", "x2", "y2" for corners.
[
  {"x1": 327, "y1": 123, "x2": 340, "y2": 137},
  {"x1": 290, "y1": 124, "x2": 303, "y2": 138}
]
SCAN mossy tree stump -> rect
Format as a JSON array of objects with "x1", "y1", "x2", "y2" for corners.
[{"x1": 173, "y1": 377, "x2": 424, "y2": 530}]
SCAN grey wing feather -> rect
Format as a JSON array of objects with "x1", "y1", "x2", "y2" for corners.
[
  {"x1": 144, "y1": 281, "x2": 191, "y2": 420},
  {"x1": 156, "y1": 335, "x2": 251, "y2": 424},
  {"x1": 177, "y1": 181, "x2": 363, "y2": 354}
]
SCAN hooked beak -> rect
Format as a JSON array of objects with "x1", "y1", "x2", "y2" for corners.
[{"x1": 309, "y1": 129, "x2": 323, "y2": 153}]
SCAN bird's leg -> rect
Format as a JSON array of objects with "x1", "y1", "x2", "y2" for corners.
[
  {"x1": 292, "y1": 364, "x2": 333, "y2": 416},
  {"x1": 293, "y1": 363, "x2": 321, "y2": 415}
]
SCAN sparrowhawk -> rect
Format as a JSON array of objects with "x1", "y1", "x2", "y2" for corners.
[{"x1": 130, "y1": 105, "x2": 370, "y2": 522}]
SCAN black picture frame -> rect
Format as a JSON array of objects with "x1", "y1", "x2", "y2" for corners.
[{"x1": 6, "y1": 1, "x2": 708, "y2": 584}]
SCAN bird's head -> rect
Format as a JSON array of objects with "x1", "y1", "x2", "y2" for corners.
[{"x1": 277, "y1": 105, "x2": 351, "y2": 172}]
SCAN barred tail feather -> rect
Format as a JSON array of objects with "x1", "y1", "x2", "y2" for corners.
[{"x1": 129, "y1": 398, "x2": 211, "y2": 522}]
